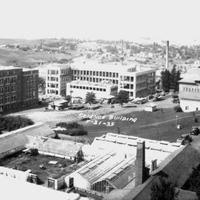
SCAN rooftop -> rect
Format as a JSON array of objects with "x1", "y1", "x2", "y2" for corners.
[
  {"x1": 0, "y1": 65, "x2": 20, "y2": 70},
  {"x1": 26, "y1": 136, "x2": 84, "y2": 158},
  {"x1": 0, "y1": 66, "x2": 38, "y2": 72},
  {"x1": 180, "y1": 67, "x2": 200, "y2": 83},
  {"x1": 71, "y1": 58, "x2": 154, "y2": 74},
  {"x1": 46, "y1": 63, "x2": 71, "y2": 69},
  {"x1": 0, "y1": 175, "x2": 80, "y2": 200},
  {"x1": 89, "y1": 133, "x2": 182, "y2": 166},
  {"x1": 69, "y1": 153, "x2": 136, "y2": 189}
]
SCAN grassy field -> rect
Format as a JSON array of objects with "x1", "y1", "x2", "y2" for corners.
[{"x1": 83, "y1": 108, "x2": 200, "y2": 142}]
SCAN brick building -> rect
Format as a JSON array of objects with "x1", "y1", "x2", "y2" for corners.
[{"x1": 0, "y1": 66, "x2": 38, "y2": 112}]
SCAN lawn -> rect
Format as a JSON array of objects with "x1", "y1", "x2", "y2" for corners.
[{"x1": 83, "y1": 108, "x2": 200, "y2": 142}]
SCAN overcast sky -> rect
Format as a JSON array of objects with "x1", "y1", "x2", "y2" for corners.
[{"x1": 0, "y1": 0, "x2": 200, "y2": 44}]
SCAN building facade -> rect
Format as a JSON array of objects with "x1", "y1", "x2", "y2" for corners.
[
  {"x1": 179, "y1": 68, "x2": 200, "y2": 112},
  {"x1": 71, "y1": 59, "x2": 155, "y2": 99},
  {"x1": 45, "y1": 64, "x2": 72, "y2": 97},
  {"x1": 0, "y1": 66, "x2": 38, "y2": 112},
  {"x1": 66, "y1": 80, "x2": 118, "y2": 100}
]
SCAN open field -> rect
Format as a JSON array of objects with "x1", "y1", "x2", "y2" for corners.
[
  {"x1": 84, "y1": 108, "x2": 200, "y2": 142},
  {"x1": 8, "y1": 97, "x2": 200, "y2": 142}
]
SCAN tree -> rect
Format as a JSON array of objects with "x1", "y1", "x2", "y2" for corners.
[
  {"x1": 65, "y1": 95, "x2": 72, "y2": 103},
  {"x1": 161, "y1": 67, "x2": 181, "y2": 92},
  {"x1": 151, "y1": 176, "x2": 178, "y2": 200},
  {"x1": 38, "y1": 77, "x2": 45, "y2": 94},
  {"x1": 170, "y1": 65, "x2": 181, "y2": 91},
  {"x1": 85, "y1": 92, "x2": 96, "y2": 105},
  {"x1": 161, "y1": 70, "x2": 171, "y2": 92},
  {"x1": 116, "y1": 90, "x2": 129, "y2": 105}
]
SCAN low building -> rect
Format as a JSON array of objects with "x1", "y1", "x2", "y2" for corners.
[
  {"x1": 144, "y1": 104, "x2": 157, "y2": 112},
  {"x1": 66, "y1": 80, "x2": 118, "y2": 100},
  {"x1": 65, "y1": 133, "x2": 183, "y2": 194},
  {"x1": 179, "y1": 68, "x2": 200, "y2": 112},
  {"x1": 26, "y1": 136, "x2": 84, "y2": 161},
  {"x1": 48, "y1": 99, "x2": 68, "y2": 110}
]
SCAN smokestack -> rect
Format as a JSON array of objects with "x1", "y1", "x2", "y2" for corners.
[
  {"x1": 135, "y1": 141, "x2": 145, "y2": 186},
  {"x1": 165, "y1": 40, "x2": 169, "y2": 69}
]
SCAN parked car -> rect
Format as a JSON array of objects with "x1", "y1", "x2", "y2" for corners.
[{"x1": 190, "y1": 126, "x2": 200, "y2": 135}]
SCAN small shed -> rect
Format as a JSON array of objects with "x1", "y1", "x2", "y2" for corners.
[
  {"x1": 48, "y1": 99, "x2": 68, "y2": 111},
  {"x1": 144, "y1": 104, "x2": 157, "y2": 112}
]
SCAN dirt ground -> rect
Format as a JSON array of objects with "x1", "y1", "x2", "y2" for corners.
[
  {"x1": 0, "y1": 152, "x2": 76, "y2": 184},
  {"x1": 9, "y1": 96, "x2": 175, "y2": 126}
]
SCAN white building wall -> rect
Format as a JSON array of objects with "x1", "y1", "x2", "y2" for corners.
[
  {"x1": 180, "y1": 99, "x2": 200, "y2": 112},
  {"x1": 66, "y1": 82, "x2": 113, "y2": 99},
  {"x1": 65, "y1": 172, "x2": 91, "y2": 190}
]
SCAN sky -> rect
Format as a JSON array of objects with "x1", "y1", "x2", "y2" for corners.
[{"x1": 0, "y1": 0, "x2": 200, "y2": 45}]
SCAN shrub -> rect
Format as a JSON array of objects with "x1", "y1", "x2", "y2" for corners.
[
  {"x1": 0, "y1": 116, "x2": 34, "y2": 132},
  {"x1": 69, "y1": 128, "x2": 87, "y2": 136},
  {"x1": 174, "y1": 105, "x2": 182, "y2": 112},
  {"x1": 56, "y1": 122, "x2": 87, "y2": 136}
]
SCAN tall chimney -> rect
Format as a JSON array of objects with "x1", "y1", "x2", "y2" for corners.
[
  {"x1": 135, "y1": 141, "x2": 145, "y2": 186},
  {"x1": 165, "y1": 40, "x2": 169, "y2": 69}
]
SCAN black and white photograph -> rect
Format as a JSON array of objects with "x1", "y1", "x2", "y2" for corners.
[{"x1": 0, "y1": 0, "x2": 200, "y2": 199}]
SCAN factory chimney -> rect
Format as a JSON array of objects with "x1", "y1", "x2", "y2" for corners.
[
  {"x1": 165, "y1": 40, "x2": 169, "y2": 69},
  {"x1": 135, "y1": 141, "x2": 146, "y2": 186}
]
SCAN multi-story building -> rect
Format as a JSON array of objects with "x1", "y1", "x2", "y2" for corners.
[
  {"x1": 66, "y1": 80, "x2": 118, "y2": 99},
  {"x1": 179, "y1": 68, "x2": 200, "y2": 112},
  {"x1": 0, "y1": 66, "x2": 38, "y2": 112},
  {"x1": 22, "y1": 69, "x2": 38, "y2": 107},
  {"x1": 45, "y1": 64, "x2": 72, "y2": 97},
  {"x1": 71, "y1": 59, "x2": 155, "y2": 99}
]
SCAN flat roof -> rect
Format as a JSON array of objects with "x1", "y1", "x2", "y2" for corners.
[
  {"x1": 180, "y1": 67, "x2": 200, "y2": 83},
  {"x1": 0, "y1": 66, "x2": 20, "y2": 70},
  {"x1": 46, "y1": 63, "x2": 71, "y2": 69},
  {"x1": 0, "y1": 175, "x2": 80, "y2": 200},
  {"x1": 71, "y1": 58, "x2": 154, "y2": 74}
]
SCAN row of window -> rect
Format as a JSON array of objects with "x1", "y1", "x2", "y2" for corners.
[
  {"x1": 0, "y1": 77, "x2": 17, "y2": 85},
  {"x1": 70, "y1": 85, "x2": 107, "y2": 92},
  {"x1": 48, "y1": 70, "x2": 59, "y2": 75},
  {"x1": 0, "y1": 95, "x2": 17, "y2": 104},
  {"x1": 47, "y1": 89, "x2": 59, "y2": 95},
  {"x1": 24, "y1": 92, "x2": 36, "y2": 99},
  {"x1": 73, "y1": 70, "x2": 119, "y2": 78},
  {"x1": 47, "y1": 84, "x2": 58, "y2": 88},
  {"x1": 0, "y1": 85, "x2": 16, "y2": 93},
  {"x1": 74, "y1": 76, "x2": 118, "y2": 84},
  {"x1": 0, "y1": 69, "x2": 20, "y2": 77},
  {"x1": 120, "y1": 76, "x2": 134, "y2": 82},
  {"x1": 183, "y1": 87, "x2": 200, "y2": 93},
  {"x1": 120, "y1": 83, "x2": 134, "y2": 89},
  {"x1": 47, "y1": 76, "x2": 59, "y2": 82}
]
